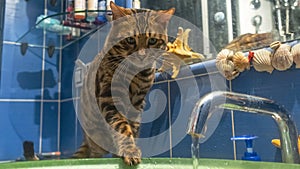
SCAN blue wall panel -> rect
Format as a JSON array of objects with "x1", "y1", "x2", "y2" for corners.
[
  {"x1": 1, "y1": 44, "x2": 42, "y2": 99},
  {"x1": 60, "y1": 100, "x2": 77, "y2": 157},
  {"x1": 0, "y1": 102, "x2": 40, "y2": 160}
]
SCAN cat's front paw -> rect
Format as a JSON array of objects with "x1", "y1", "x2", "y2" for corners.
[{"x1": 120, "y1": 146, "x2": 141, "y2": 166}]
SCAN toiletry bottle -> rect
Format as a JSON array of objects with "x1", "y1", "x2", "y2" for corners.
[
  {"x1": 98, "y1": 0, "x2": 106, "y2": 16},
  {"x1": 132, "y1": 0, "x2": 140, "y2": 9},
  {"x1": 126, "y1": 0, "x2": 132, "y2": 8},
  {"x1": 87, "y1": 0, "x2": 98, "y2": 17},
  {"x1": 231, "y1": 135, "x2": 261, "y2": 161},
  {"x1": 106, "y1": 0, "x2": 115, "y2": 21},
  {"x1": 66, "y1": 0, "x2": 74, "y2": 21},
  {"x1": 115, "y1": 0, "x2": 126, "y2": 7},
  {"x1": 97, "y1": 0, "x2": 107, "y2": 23},
  {"x1": 106, "y1": 0, "x2": 115, "y2": 11},
  {"x1": 74, "y1": 0, "x2": 86, "y2": 20}
]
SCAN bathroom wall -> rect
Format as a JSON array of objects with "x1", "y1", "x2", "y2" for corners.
[
  {"x1": 0, "y1": 0, "x2": 62, "y2": 160},
  {"x1": 1, "y1": 0, "x2": 300, "y2": 163}
]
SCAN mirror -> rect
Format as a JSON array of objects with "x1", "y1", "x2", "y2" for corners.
[{"x1": 141, "y1": 0, "x2": 300, "y2": 60}]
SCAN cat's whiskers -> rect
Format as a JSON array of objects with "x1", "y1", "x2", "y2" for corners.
[
  {"x1": 114, "y1": 60, "x2": 130, "y2": 81},
  {"x1": 103, "y1": 56, "x2": 124, "y2": 70}
]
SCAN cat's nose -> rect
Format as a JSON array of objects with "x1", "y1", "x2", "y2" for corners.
[{"x1": 138, "y1": 48, "x2": 146, "y2": 55}]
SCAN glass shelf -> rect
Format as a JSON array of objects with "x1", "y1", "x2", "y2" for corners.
[{"x1": 16, "y1": 10, "x2": 108, "y2": 50}]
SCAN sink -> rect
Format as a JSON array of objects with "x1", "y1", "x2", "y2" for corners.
[{"x1": 1, "y1": 158, "x2": 300, "y2": 169}]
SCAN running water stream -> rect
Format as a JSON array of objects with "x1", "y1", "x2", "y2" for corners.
[{"x1": 191, "y1": 136, "x2": 200, "y2": 169}]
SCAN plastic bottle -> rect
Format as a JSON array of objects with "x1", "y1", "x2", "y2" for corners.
[
  {"x1": 231, "y1": 135, "x2": 261, "y2": 161},
  {"x1": 66, "y1": 0, "x2": 74, "y2": 21},
  {"x1": 87, "y1": 0, "x2": 98, "y2": 17},
  {"x1": 74, "y1": 0, "x2": 86, "y2": 20},
  {"x1": 97, "y1": 0, "x2": 107, "y2": 23},
  {"x1": 106, "y1": 0, "x2": 115, "y2": 11},
  {"x1": 115, "y1": 0, "x2": 126, "y2": 7},
  {"x1": 126, "y1": 0, "x2": 132, "y2": 8},
  {"x1": 98, "y1": 0, "x2": 106, "y2": 16},
  {"x1": 106, "y1": 0, "x2": 115, "y2": 21},
  {"x1": 132, "y1": 0, "x2": 140, "y2": 9}
]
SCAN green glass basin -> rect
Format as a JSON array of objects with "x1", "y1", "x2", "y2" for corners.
[{"x1": 0, "y1": 158, "x2": 300, "y2": 169}]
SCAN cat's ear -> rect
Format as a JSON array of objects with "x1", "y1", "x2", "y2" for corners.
[
  {"x1": 156, "y1": 8, "x2": 175, "y2": 24},
  {"x1": 110, "y1": 1, "x2": 129, "y2": 20}
]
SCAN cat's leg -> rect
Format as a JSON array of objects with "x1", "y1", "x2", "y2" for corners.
[
  {"x1": 117, "y1": 131, "x2": 141, "y2": 165},
  {"x1": 72, "y1": 136, "x2": 90, "y2": 158},
  {"x1": 88, "y1": 137, "x2": 109, "y2": 158},
  {"x1": 129, "y1": 120, "x2": 140, "y2": 138},
  {"x1": 73, "y1": 135, "x2": 108, "y2": 158},
  {"x1": 104, "y1": 109, "x2": 141, "y2": 165}
]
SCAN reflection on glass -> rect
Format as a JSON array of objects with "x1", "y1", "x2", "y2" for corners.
[{"x1": 141, "y1": 0, "x2": 300, "y2": 61}]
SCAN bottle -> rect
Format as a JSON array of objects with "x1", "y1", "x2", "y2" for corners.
[
  {"x1": 126, "y1": 0, "x2": 132, "y2": 8},
  {"x1": 98, "y1": 0, "x2": 106, "y2": 16},
  {"x1": 66, "y1": 0, "x2": 74, "y2": 21},
  {"x1": 96, "y1": 0, "x2": 107, "y2": 23},
  {"x1": 115, "y1": 0, "x2": 126, "y2": 7},
  {"x1": 74, "y1": 0, "x2": 86, "y2": 20},
  {"x1": 132, "y1": 0, "x2": 140, "y2": 9},
  {"x1": 106, "y1": 0, "x2": 115, "y2": 21},
  {"x1": 231, "y1": 135, "x2": 261, "y2": 161},
  {"x1": 87, "y1": 0, "x2": 98, "y2": 17},
  {"x1": 106, "y1": 0, "x2": 115, "y2": 11}
]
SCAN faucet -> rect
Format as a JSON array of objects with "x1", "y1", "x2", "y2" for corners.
[{"x1": 187, "y1": 91, "x2": 300, "y2": 163}]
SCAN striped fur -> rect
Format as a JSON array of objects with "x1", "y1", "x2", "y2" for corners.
[{"x1": 73, "y1": 2, "x2": 174, "y2": 166}]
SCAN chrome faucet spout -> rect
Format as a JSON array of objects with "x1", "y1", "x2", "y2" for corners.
[{"x1": 187, "y1": 91, "x2": 300, "y2": 163}]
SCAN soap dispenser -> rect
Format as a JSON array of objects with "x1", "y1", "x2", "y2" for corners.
[{"x1": 231, "y1": 135, "x2": 261, "y2": 161}]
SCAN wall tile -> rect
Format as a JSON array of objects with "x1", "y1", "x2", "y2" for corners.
[
  {"x1": 61, "y1": 43, "x2": 80, "y2": 100},
  {"x1": 44, "y1": 49, "x2": 59, "y2": 100},
  {"x1": 60, "y1": 100, "x2": 77, "y2": 157},
  {"x1": 41, "y1": 101, "x2": 59, "y2": 153},
  {"x1": 140, "y1": 82, "x2": 171, "y2": 157},
  {"x1": 0, "y1": 102, "x2": 40, "y2": 160},
  {"x1": 1, "y1": 44, "x2": 42, "y2": 99},
  {"x1": 4, "y1": 0, "x2": 44, "y2": 42}
]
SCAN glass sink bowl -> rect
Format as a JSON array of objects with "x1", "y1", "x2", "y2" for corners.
[{"x1": 0, "y1": 158, "x2": 300, "y2": 169}]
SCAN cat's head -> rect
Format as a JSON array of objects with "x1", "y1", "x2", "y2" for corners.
[{"x1": 108, "y1": 2, "x2": 175, "y2": 68}]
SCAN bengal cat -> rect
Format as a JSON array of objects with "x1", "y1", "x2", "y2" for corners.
[{"x1": 73, "y1": 2, "x2": 175, "y2": 166}]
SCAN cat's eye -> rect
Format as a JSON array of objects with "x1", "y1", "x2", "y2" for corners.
[
  {"x1": 148, "y1": 38, "x2": 158, "y2": 45},
  {"x1": 126, "y1": 37, "x2": 136, "y2": 45}
]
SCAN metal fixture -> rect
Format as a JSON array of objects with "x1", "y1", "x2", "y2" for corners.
[
  {"x1": 187, "y1": 91, "x2": 300, "y2": 163},
  {"x1": 214, "y1": 12, "x2": 226, "y2": 24},
  {"x1": 272, "y1": 0, "x2": 297, "y2": 41},
  {"x1": 252, "y1": 15, "x2": 262, "y2": 33},
  {"x1": 250, "y1": 0, "x2": 261, "y2": 9}
]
